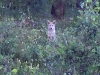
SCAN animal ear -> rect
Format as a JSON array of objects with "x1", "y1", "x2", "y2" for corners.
[
  {"x1": 53, "y1": 20, "x2": 56, "y2": 24},
  {"x1": 47, "y1": 20, "x2": 50, "y2": 24}
]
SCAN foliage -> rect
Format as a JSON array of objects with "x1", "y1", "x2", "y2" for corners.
[
  {"x1": 73, "y1": 0, "x2": 100, "y2": 74},
  {"x1": 0, "y1": 0, "x2": 100, "y2": 75}
]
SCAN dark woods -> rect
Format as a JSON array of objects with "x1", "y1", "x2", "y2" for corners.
[
  {"x1": 50, "y1": 0, "x2": 85, "y2": 19},
  {"x1": 51, "y1": 0, "x2": 100, "y2": 19},
  {"x1": 1, "y1": 0, "x2": 99, "y2": 20},
  {"x1": 51, "y1": 0, "x2": 66, "y2": 19}
]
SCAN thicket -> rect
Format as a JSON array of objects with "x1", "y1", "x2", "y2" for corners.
[{"x1": 0, "y1": 0, "x2": 100, "y2": 75}]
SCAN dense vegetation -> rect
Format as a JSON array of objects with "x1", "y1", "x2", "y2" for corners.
[{"x1": 0, "y1": 0, "x2": 100, "y2": 75}]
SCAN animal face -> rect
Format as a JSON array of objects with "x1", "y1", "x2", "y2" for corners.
[
  {"x1": 47, "y1": 20, "x2": 56, "y2": 30},
  {"x1": 47, "y1": 20, "x2": 56, "y2": 42}
]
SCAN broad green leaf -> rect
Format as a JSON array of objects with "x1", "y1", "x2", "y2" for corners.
[
  {"x1": 96, "y1": 2, "x2": 99, "y2": 6},
  {"x1": 87, "y1": 0, "x2": 92, "y2": 3},
  {"x1": 12, "y1": 68, "x2": 18, "y2": 74},
  {"x1": 0, "y1": 65, "x2": 3, "y2": 69}
]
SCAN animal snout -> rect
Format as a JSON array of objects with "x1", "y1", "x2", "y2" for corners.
[{"x1": 50, "y1": 28, "x2": 53, "y2": 29}]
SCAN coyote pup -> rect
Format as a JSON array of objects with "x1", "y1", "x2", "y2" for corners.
[{"x1": 47, "y1": 20, "x2": 56, "y2": 42}]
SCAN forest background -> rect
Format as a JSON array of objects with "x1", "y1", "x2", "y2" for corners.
[{"x1": 0, "y1": 0, "x2": 100, "y2": 75}]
